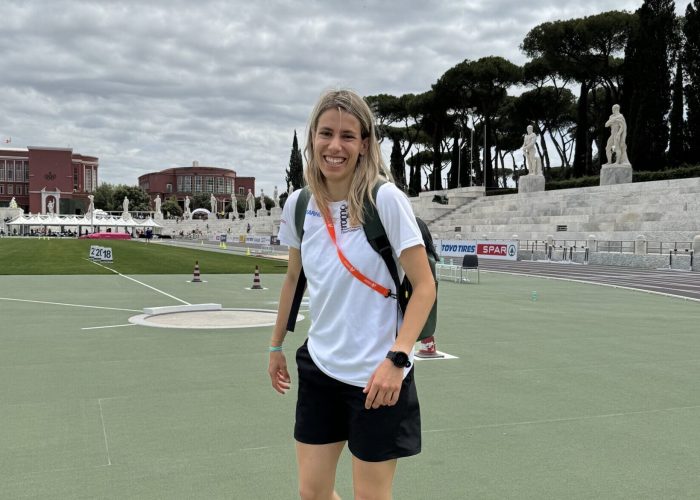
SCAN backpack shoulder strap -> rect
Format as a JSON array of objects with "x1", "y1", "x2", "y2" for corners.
[
  {"x1": 362, "y1": 180, "x2": 386, "y2": 243},
  {"x1": 362, "y1": 180, "x2": 402, "y2": 302},
  {"x1": 286, "y1": 187, "x2": 311, "y2": 332},
  {"x1": 294, "y1": 186, "x2": 312, "y2": 241}
]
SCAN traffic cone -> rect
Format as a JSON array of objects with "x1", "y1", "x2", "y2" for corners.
[
  {"x1": 415, "y1": 335, "x2": 444, "y2": 359},
  {"x1": 191, "y1": 260, "x2": 202, "y2": 283},
  {"x1": 250, "y1": 265, "x2": 263, "y2": 289}
]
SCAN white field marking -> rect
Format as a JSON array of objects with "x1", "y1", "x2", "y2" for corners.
[
  {"x1": 88, "y1": 259, "x2": 190, "y2": 305},
  {"x1": 19, "y1": 464, "x2": 112, "y2": 477},
  {"x1": 413, "y1": 351, "x2": 459, "y2": 361},
  {"x1": 81, "y1": 324, "x2": 137, "y2": 331},
  {"x1": 239, "y1": 446, "x2": 272, "y2": 452},
  {"x1": 97, "y1": 398, "x2": 112, "y2": 466},
  {"x1": 0, "y1": 297, "x2": 141, "y2": 312},
  {"x1": 423, "y1": 404, "x2": 700, "y2": 434},
  {"x1": 484, "y1": 270, "x2": 700, "y2": 303}
]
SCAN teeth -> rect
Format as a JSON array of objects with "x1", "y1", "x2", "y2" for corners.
[{"x1": 325, "y1": 156, "x2": 345, "y2": 165}]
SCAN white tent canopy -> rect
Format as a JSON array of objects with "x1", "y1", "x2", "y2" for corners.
[{"x1": 6, "y1": 214, "x2": 160, "y2": 228}]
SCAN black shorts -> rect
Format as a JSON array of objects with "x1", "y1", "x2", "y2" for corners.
[{"x1": 294, "y1": 341, "x2": 421, "y2": 462}]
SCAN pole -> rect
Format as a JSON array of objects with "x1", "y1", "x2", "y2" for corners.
[
  {"x1": 457, "y1": 131, "x2": 461, "y2": 188},
  {"x1": 470, "y1": 128, "x2": 474, "y2": 187}
]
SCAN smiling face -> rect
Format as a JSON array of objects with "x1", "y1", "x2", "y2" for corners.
[{"x1": 313, "y1": 107, "x2": 368, "y2": 195}]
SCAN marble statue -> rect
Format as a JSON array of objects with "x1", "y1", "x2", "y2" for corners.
[
  {"x1": 9, "y1": 197, "x2": 17, "y2": 209},
  {"x1": 184, "y1": 196, "x2": 191, "y2": 213},
  {"x1": 604, "y1": 104, "x2": 629, "y2": 165},
  {"x1": 260, "y1": 188, "x2": 266, "y2": 210},
  {"x1": 246, "y1": 189, "x2": 255, "y2": 212},
  {"x1": 87, "y1": 194, "x2": 95, "y2": 214},
  {"x1": 273, "y1": 185, "x2": 279, "y2": 207},
  {"x1": 122, "y1": 196, "x2": 129, "y2": 213},
  {"x1": 210, "y1": 193, "x2": 217, "y2": 214},
  {"x1": 154, "y1": 195, "x2": 161, "y2": 214},
  {"x1": 522, "y1": 125, "x2": 541, "y2": 175}
]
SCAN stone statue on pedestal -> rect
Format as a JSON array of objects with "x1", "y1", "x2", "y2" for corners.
[
  {"x1": 210, "y1": 193, "x2": 217, "y2": 215},
  {"x1": 184, "y1": 196, "x2": 191, "y2": 219},
  {"x1": 522, "y1": 125, "x2": 541, "y2": 176},
  {"x1": 122, "y1": 196, "x2": 129, "y2": 213},
  {"x1": 246, "y1": 189, "x2": 255, "y2": 212},
  {"x1": 604, "y1": 104, "x2": 630, "y2": 166},
  {"x1": 273, "y1": 186, "x2": 279, "y2": 208},
  {"x1": 600, "y1": 104, "x2": 633, "y2": 186}
]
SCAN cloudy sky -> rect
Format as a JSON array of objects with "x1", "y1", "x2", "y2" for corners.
[{"x1": 1, "y1": 0, "x2": 688, "y2": 196}]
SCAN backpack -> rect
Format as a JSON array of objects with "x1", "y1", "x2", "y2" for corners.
[{"x1": 286, "y1": 180, "x2": 438, "y2": 341}]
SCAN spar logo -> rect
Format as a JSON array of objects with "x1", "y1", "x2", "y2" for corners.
[{"x1": 477, "y1": 243, "x2": 508, "y2": 256}]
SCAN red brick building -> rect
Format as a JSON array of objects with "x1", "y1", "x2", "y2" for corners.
[
  {"x1": 138, "y1": 161, "x2": 255, "y2": 211},
  {"x1": 0, "y1": 146, "x2": 98, "y2": 214}
]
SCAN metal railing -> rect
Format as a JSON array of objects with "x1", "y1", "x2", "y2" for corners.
[{"x1": 519, "y1": 239, "x2": 693, "y2": 255}]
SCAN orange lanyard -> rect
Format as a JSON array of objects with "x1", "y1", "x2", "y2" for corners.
[{"x1": 324, "y1": 214, "x2": 394, "y2": 298}]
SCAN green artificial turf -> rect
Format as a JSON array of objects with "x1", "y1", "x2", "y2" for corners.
[
  {"x1": 1, "y1": 272, "x2": 699, "y2": 499},
  {"x1": 0, "y1": 239, "x2": 287, "y2": 275}
]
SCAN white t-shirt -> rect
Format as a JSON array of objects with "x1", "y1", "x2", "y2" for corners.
[{"x1": 278, "y1": 182, "x2": 424, "y2": 387}]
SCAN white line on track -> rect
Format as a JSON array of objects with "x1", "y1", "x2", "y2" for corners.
[
  {"x1": 0, "y1": 297, "x2": 141, "y2": 312},
  {"x1": 483, "y1": 270, "x2": 700, "y2": 303},
  {"x1": 423, "y1": 404, "x2": 700, "y2": 434},
  {"x1": 82, "y1": 324, "x2": 137, "y2": 330},
  {"x1": 88, "y1": 259, "x2": 190, "y2": 305},
  {"x1": 97, "y1": 398, "x2": 112, "y2": 466}
]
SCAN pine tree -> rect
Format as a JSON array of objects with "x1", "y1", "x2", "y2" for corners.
[
  {"x1": 389, "y1": 138, "x2": 406, "y2": 191},
  {"x1": 285, "y1": 130, "x2": 304, "y2": 190},
  {"x1": 683, "y1": 0, "x2": 700, "y2": 163},
  {"x1": 668, "y1": 58, "x2": 685, "y2": 166},
  {"x1": 623, "y1": 0, "x2": 675, "y2": 170}
]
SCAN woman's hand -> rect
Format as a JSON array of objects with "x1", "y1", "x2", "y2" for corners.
[
  {"x1": 362, "y1": 359, "x2": 403, "y2": 409},
  {"x1": 268, "y1": 352, "x2": 291, "y2": 394}
]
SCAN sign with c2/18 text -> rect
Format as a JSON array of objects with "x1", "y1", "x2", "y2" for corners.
[{"x1": 89, "y1": 245, "x2": 113, "y2": 263}]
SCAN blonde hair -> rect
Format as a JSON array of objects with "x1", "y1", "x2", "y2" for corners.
[{"x1": 303, "y1": 88, "x2": 392, "y2": 226}]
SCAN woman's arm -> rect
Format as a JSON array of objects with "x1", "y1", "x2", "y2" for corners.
[
  {"x1": 267, "y1": 247, "x2": 302, "y2": 394},
  {"x1": 393, "y1": 244, "x2": 437, "y2": 352},
  {"x1": 363, "y1": 243, "x2": 436, "y2": 409}
]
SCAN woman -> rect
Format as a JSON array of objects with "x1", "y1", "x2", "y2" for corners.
[{"x1": 268, "y1": 89, "x2": 436, "y2": 500}]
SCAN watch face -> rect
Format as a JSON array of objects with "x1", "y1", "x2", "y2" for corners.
[{"x1": 392, "y1": 351, "x2": 409, "y2": 367}]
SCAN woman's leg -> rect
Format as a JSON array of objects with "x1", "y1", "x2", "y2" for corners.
[
  {"x1": 351, "y1": 456, "x2": 397, "y2": 500},
  {"x1": 296, "y1": 440, "x2": 345, "y2": 500}
]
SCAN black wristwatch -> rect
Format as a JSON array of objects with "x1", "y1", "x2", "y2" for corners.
[{"x1": 386, "y1": 351, "x2": 411, "y2": 368}]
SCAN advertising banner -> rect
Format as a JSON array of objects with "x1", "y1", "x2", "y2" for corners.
[
  {"x1": 436, "y1": 239, "x2": 518, "y2": 261},
  {"x1": 245, "y1": 235, "x2": 272, "y2": 245}
]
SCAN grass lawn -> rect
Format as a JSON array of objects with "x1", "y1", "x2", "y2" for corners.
[{"x1": 0, "y1": 238, "x2": 288, "y2": 275}]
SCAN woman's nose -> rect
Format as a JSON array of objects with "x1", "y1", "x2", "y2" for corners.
[{"x1": 328, "y1": 133, "x2": 342, "y2": 151}]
